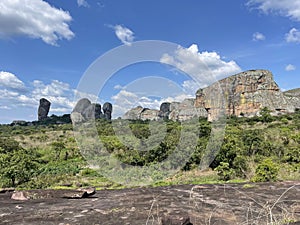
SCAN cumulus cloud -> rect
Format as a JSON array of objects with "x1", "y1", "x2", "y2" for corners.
[
  {"x1": 0, "y1": 71, "x2": 26, "y2": 91},
  {"x1": 285, "y1": 28, "x2": 300, "y2": 43},
  {"x1": 285, "y1": 64, "x2": 296, "y2": 71},
  {"x1": 0, "y1": 71, "x2": 78, "y2": 120},
  {"x1": 0, "y1": 0, "x2": 74, "y2": 45},
  {"x1": 253, "y1": 32, "x2": 266, "y2": 41},
  {"x1": 77, "y1": 0, "x2": 89, "y2": 8},
  {"x1": 247, "y1": 0, "x2": 300, "y2": 21},
  {"x1": 113, "y1": 25, "x2": 135, "y2": 46},
  {"x1": 160, "y1": 44, "x2": 242, "y2": 87}
]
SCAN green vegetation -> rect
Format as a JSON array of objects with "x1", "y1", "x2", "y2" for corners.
[{"x1": 0, "y1": 109, "x2": 299, "y2": 189}]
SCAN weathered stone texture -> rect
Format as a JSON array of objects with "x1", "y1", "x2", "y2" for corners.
[
  {"x1": 71, "y1": 98, "x2": 111, "y2": 124},
  {"x1": 122, "y1": 70, "x2": 299, "y2": 121},
  {"x1": 38, "y1": 98, "x2": 51, "y2": 121},
  {"x1": 284, "y1": 88, "x2": 300, "y2": 110},
  {"x1": 196, "y1": 70, "x2": 295, "y2": 120}
]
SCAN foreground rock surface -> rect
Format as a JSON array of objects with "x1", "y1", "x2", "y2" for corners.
[
  {"x1": 10, "y1": 188, "x2": 96, "y2": 200},
  {"x1": 0, "y1": 182, "x2": 299, "y2": 225}
]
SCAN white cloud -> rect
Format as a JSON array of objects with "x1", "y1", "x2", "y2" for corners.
[
  {"x1": 0, "y1": 0, "x2": 74, "y2": 45},
  {"x1": 160, "y1": 44, "x2": 242, "y2": 87},
  {"x1": 0, "y1": 71, "x2": 78, "y2": 121},
  {"x1": 113, "y1": 25, "x2": 134, "y2": 46},
  {"x1": 285, "y1": 64, "x2": 296, "y2": 71},
  {"x1": 0, "y1": 105, "x2": 10, "y2": 110},
  {"x1": 77, "y1": 0, "x2": 89, "y2": 8},
  {"x1": 33, "y1": 79, "x2": 71, "y2": 97},
  {"x1": 182, "y1": 80, "x2": 201, "y2": 95},
  {"x1": 253, "y1": 32, "x2": 266, "y2": 41},
  {"x1": 285, "y1": 28, "x2": 300, "y2": 43},
  {"x1": 114, "y1": 84, "x2": 124, "y2": 90},
  {"x1": 247, "y1": 0, "x2": 300, "y2": 21},
  {"x1": 0, "y1": 71, "x2": 26, "y2": 91}
]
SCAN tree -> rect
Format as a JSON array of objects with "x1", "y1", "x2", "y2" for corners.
[
  {"x1": 0, "y1": 138, "x2": 39, "y2": 187},
  {"x1": 251, "y1": 158, "x2": 279, "y2": 182}
]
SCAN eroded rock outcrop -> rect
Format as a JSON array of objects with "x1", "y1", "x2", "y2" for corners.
[
  {"x1": 284, "y1": 88, "x2": 300, "y2": 110},
  {"x1": 196, "y1": 69, "x2": 295, "y2": 120},
  {"x1": 169, "y1": 99, "x2": 207, "y2": 121},
  {"x1": 71, "y1": 98, "x2": 111, "y2": 124},
  {"x1": 103, "y1": 102, "x2": 113, "y2": 120},
  {"x1": 38, "y1": 98, "x2": 51, "y2": 121},
  {"x1": 122, "y1": 69, "x2": 298, "y2": 121},
  {"x1": 122, "y1": 106, "x2": 160, "y2": 120}
]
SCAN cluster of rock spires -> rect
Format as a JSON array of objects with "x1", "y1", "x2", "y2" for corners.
[
  {"x1": 35, "y1": 69, "x2": 299, "y2": 123},
  {"x1": 36, "y1": 97, "x2": 113, "y2": 124},
  {"x1": 70, "y1": 98, "x2": 112, "y2": 124},
  {"x1": 123, "y1": 70, "x2": 300, "y2": 121}
]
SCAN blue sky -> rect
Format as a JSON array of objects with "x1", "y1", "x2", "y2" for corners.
[{"x1": 0, "y1": 0, "x2": 300, "y2": 123}]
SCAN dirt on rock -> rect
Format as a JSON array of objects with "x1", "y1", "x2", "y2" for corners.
[{"x1": 0, "y1": 182, "x2": 299, "y2": 225}]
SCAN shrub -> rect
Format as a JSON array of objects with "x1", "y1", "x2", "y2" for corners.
[
  {"x1": 251, "y1": 158, "x2": 279, "y2": 182},
  {"x1": 215, "y1": 162, "x2": 235, "y2": 181}
]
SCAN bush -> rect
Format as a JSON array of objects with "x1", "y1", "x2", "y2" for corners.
[
  {"x1": 215, "y1": 162, "x2": 235, "y2": 181},
  {"x1": 251, "y1": 158, "x2": 279, "y2": 182}
]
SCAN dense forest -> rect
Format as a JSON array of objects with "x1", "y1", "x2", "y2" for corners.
[{"x1": 0, "y1": 108, "x2": 299, "y2": 190}]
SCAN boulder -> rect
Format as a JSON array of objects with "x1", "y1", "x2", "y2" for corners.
[
  {"x1": 38, "y1": 98, "x2": 51, "y2": 121},
  {"x1": 11, "y1": 188, "x2": 96, "y2": 200},
  {"x1": 11, "y1": 191, "x2": 29, "y2": 201},
  {"x1": 77, "y1": 187, "x2": 96, "y2": 196},
  {"x1": 73, "y1": 98, "x2": 91, "y2": 114}
]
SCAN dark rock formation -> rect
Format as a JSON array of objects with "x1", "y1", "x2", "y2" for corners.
[
  {"x1": 38, "y1": 98, "x2": 51, "y2": 121},
  {"x1": 94, "y1": 103, "x2": 102, "y2": 119},
  {"x1": 103, "y1": 102, "x2": 113, "y2": 120},
  {"x1": 158, "y1": 102, "x2": 171, "y2": 119},
  {"x1": 71, "y1": 98, "x2": 111, "y2": 124}
]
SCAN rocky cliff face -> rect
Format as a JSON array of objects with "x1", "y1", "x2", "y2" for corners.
[
  {"x1": 122, "y1": 70, "x2": 298, "y2": 121},
  {"x1": 196, "y1": 69, "x2": 295, "y2": 120},
  {"x1": 284, "y1": 88, "x2": 300, "y2": 110}
]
